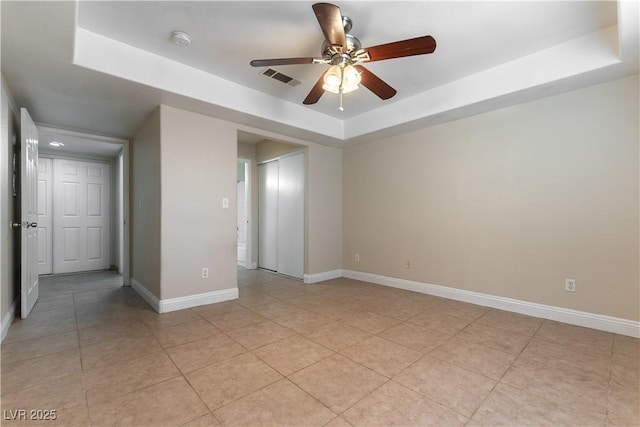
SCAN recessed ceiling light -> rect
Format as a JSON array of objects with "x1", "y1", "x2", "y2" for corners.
[
  {"x1": 49, "y1": 141, "x2": 64, "y2": 147},
  {"x1": 170, "y1": 31, "x2": 191, "y2": 47}
]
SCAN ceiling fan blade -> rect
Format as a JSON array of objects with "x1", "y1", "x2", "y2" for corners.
[
  {"x1": 303, "y1": 73, "x2": 326, "y2": 105},
  {"x1": 312, "y1": 3, "x2": 346, "y2": 51},
  {"x1": 354, "y1": 65, "x2": 397, "y2": 100},
  {"x1": 362, "y1": 35, "x2": 436, "y2": 62},
  {"x1": 250, "y1": 57, "x2": 321, "y2": 67}
]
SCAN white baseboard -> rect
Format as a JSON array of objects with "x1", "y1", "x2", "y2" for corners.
[
  {"x1": 160, "y1": 287, "x2": 238, "y2": 313},
  {"x1": 130, "y1": 278, "x2": 239, "y2": 314},
  {"x1": 342, "y1": 270, "x2": 640, "y2": 338},
  {"x1": 238, "y1": 261, "x2": 258, "y2": 270},
  {"x1": 1, "y1": 299, "x2": 17, "y2": 343},
  {"x1": 303, "y1": 269, "x2": 344, "y2": 284},
  {"x1": 130, "y1": 278, "x2": 161, "y2": 312}
]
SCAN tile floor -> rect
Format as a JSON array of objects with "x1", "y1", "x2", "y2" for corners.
[{"x1": 1, "y1": 268, "x2": 638, "y2": 426}]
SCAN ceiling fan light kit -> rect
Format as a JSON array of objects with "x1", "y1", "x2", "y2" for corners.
[
  {"x1": 250, "y1": 2, "x2": 436, "y2": 111},
  {"x1": 322, "y1": 64, "x2": 361, "y2": 94}
]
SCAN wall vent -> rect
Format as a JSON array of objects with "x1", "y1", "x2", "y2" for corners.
[{"x1": 260, "y1": 68, "x2": 301, "y2": 87}]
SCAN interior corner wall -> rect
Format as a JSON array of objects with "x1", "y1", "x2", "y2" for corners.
[
  {"x1": 130, "y1": 107, "x2": 162, "y2": 299},
  {"x1": 1, "y1": 74, "x2": 18, "y2": 338},
  {"x1": 131, "y1": 103, "x2": 343, "y2": 307},
  {"x1": 343, "y1": 74, "x2": 640, "y2": 322},
  {"x1": 237, "y1": 142, "x2": 256, "y2": 160},
  {"x1": 160, "y1": 105, "x2": 237, "y2": 300}
]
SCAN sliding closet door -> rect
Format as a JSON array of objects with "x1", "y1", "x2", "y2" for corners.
[
  {"x1": 277, "y1": 153, "x2": 304, "y2": 279},
  {"x1": 258, "y1": 161, "x2": 278, "y2": 271}
]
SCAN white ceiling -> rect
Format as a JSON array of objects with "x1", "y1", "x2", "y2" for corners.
[
  {"x1": 38, "y1": 126, "x2": 125, "y2": 158},
  {"x1": 1, "y1": 1, "x2": 638, "y2": 148}
]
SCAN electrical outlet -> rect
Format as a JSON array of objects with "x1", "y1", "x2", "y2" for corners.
[
  {"x1": 565, "y1": 278, "x2": 576, "y2": 292},
  {"x1": 355, "y1": 254, "x2": 360, "y2": 262},
  {"x1": 202, "y1": 268, "x2": 209, "y2": 279}
]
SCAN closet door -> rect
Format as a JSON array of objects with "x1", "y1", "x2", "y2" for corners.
[
  {"x1": 258, "y1": 161, "x2": 278, "y2": 271},
  {"x1": 53, "y1": 159, "x2": 110, "y2": 273},
  {"x1": 277, "y1": 153, "x2": 304, "y2": 279}
]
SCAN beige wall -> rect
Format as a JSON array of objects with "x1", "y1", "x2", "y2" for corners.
[
  {"x1": 237, "y1": 141, "x2": 256, "y2": 160},
  {"x1": 160, "y1": 106, "x2": 237, "y2": 299},
  {"x1": 344, "y1": 75, "x2": 639, "y2": 321},
  {"x1": 130, "y1": 105, "x2": 344, "y2": 306},
  {"x1": 0, "y1": 75, "x2": 18, "y2": 334},
  {"x1": 308, "y1": 143, "x2": 343, "y2": 275},
  {"x1": 130, "y1": 107, "x2": 162, "y2": 299},
  {"x1": 255, "y1": 139, "x2": 302, "y2": 162}
]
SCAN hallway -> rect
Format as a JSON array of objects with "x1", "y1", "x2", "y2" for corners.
[{"x1": 1, "y1": 269, "x2": 638, "y2": 426}]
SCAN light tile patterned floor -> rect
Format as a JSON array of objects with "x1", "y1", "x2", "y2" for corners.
[{"x1": 1, "y1": 269, "x2": 638, "y2": 426}]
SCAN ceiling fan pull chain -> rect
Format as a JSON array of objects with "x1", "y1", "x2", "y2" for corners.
[{"x1": 339, "y1": 90, "x2": 344, "y2": 111}]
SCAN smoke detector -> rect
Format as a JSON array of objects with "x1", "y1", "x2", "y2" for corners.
[{"x1": 170, "y1": 31, "x2": 192, "y2": 47}]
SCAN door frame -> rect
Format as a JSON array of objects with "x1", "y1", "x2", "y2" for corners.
[
  {"x1": 237, "y1": 158, "x2": 252, "y2": 269},
  {"x1": 117, "y1": 147, "x2": 131, "y2": 283}
]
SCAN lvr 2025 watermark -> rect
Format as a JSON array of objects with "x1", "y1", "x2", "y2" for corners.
[{"x1": 3, "y1": 409, "x2": 57, "y2": 421}]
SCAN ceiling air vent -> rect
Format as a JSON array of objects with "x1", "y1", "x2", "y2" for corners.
[{"x1": 260, "y1": 68, "x2": 301, "y2": 87}]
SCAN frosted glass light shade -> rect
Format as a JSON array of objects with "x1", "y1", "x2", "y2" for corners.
[
  {"x1": 341, "y1": 65, "x2": 361, "y2": 93},
  {"x1": 323, "y1": 65, "x2": 342, "y2": 93},
  {"x1": 322, "y1": 64, "x2": 361, "y2": 94}
]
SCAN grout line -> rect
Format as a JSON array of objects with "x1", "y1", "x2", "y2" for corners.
[
  {"x1": 465, "y1": 316, "x2": 546, "y2": 422},
  {"x1": 604, "y1": 334, "x2": 617, "y2": 425},
  {"x1": 161, "y1": 340, "x2": 215, "y2": 425},
  {"x1": 73, "y1": 280, "x2": 92, "y2": 427}
]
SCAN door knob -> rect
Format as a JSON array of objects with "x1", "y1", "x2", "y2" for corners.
[
  {"x1": 11, "y1": 222, "x2": 21, "y2": 229},
  {"x1": 27, "y1": 222, "x2": 38, "y2": 228}
]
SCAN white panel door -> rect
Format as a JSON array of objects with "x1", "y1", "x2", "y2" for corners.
[
  {"x1": 258, "y1": 161, "x2": 278, "y2": 271},
  {"x1": 53, "y1": 159, "x2": 110, "y2": 273},
  {"x1": 37, "y1": 157, "x2": 53, "y2": 275},
  {"x1": 277, "y1": 153, "x2": 304, "y2": 279},
  {"x1": 20, "y1": 108, "x2": 39, "y2": 318}
]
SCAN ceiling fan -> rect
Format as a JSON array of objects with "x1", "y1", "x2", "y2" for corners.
[{"x1": 250, "y1": 2, "x2": 437, "y2": 110}]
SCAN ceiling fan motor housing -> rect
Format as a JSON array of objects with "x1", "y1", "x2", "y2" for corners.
[{"x1": 321, "y1": 33, "x2": 361, "y2": 59}]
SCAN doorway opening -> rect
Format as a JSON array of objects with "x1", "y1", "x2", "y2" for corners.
[
  {"x1": 237, "y1": 158, "x2": 251, "y2": 268},
  {"x1": 237, "y1": 131, "x2": 306, "y2": 279},
  {"x1": 37, "y1": 126, "x2": 129, "y2": 281}
]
